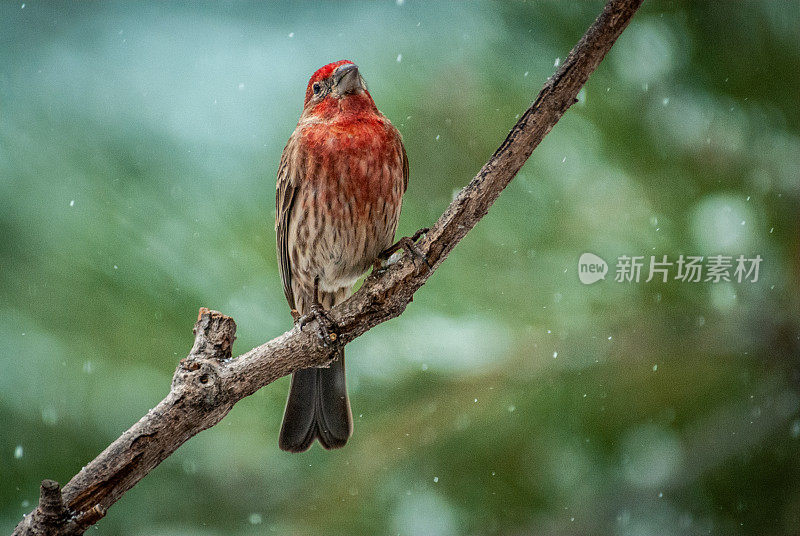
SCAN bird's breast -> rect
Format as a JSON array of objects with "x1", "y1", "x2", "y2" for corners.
[
  {"x1": 299, "y1": 118, "x2": 402, "y2": 218},
  {"x1": 290, "y1": 117, "x2": 405, "y2": 291}
]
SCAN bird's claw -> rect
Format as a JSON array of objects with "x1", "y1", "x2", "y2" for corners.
[
  {"x1": 377, "y1": 227, "x2": 431, "y2": 271},
  {"x1": 296, "y1": 293, "x2": 339, "y2": 348}
]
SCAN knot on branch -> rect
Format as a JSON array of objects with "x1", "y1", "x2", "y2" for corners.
[
  {"x1": 171, "y1": 308, "x2": 235, "y2": 407},
  {"x1": 190, "y1": 308, "x2": 236, "y2": 360},
  {"x1": 14, "y1": 479, "x2": 71, "y2": 535},
  {"x1": 15, "y1": 479, "x2": 107, "y2": 536},
  {"x1": 37, "y1": 480, "x2": 69, "y2": 527},
  {"x1": 173, "y1": 359, "x2": 224, "y2": 407},
  {"x1": 38, "y1": 479, "x2": 67, "y2": 520}
]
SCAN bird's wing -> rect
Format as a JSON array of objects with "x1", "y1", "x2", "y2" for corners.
[
  {"x1": 400, "y1": 140, "x2": 409, "y2": 194},
  {"x1": 275, "y1": 134, "x2": 301, "y2": 310}
]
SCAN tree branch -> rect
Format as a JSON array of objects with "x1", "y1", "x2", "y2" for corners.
[{"x1": 12, "y1": 1, "x2": 643, "y2": 533}]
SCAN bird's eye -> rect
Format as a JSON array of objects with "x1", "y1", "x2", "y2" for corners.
[{"x1": 312, "y1": 82, "x2": 322, "y2": 96}]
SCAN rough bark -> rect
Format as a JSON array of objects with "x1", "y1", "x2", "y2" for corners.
[{"x1": 12, "y1": 0, "x2": 643, "y2": 533}]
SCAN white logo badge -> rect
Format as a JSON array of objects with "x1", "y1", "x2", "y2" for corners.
[{"x1": 578, "y1": 253, "x2": 608, "y2": 285}]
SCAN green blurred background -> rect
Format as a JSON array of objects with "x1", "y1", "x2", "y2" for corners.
[{"x1": 2, "y1": 1, "x2": 799, "y2": 534}]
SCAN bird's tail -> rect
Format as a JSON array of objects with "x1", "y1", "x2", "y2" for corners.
[
  {"x1": 278, "y1": 288, "x2": 353, "y2": 453},
  {"x1": 278, "y1": 350, "x2": 352, "y2": 452}
]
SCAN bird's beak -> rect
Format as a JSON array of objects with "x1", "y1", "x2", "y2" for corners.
[{"x1": 332, "y1": 63, "x2": 364, "y2": 96}]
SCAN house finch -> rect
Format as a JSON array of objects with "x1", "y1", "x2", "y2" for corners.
[{"x1": 275, "y1": 60, "x2": 408, "y2": 452}]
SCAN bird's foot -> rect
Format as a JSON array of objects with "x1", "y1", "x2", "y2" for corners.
[
  {"x1": 295, "y1": 278, "x2": 340, "y2": 348},
  {"x1": 297, "y1": 304, "x2": 339, "y2": 347},
  {"x1": 376, "y1": 228, "x2": 431, "y2": 271}
]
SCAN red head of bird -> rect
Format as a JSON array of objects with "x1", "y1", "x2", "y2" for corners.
[{"x1": 302, "y1": 60, "x2": 378, "y2": 120}]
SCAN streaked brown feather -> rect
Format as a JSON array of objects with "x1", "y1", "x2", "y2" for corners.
[{"x1": 275, "y1": 134, "x2": 301, "y2": 310}]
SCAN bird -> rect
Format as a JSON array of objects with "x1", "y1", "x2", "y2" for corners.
[{"x1": 275, "y1": 60, "x2": 409, "y2": 452}]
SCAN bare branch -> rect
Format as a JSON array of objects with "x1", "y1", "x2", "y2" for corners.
[{"x1": 12, "y1": 0, "x2": 643, "y2": 533}]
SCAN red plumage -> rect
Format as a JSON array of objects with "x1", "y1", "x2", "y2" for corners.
[{"x1": 275, "y1": 60, "x2": 408, "y2": 452}]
